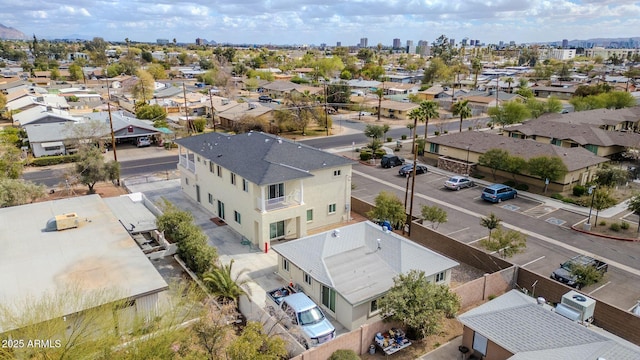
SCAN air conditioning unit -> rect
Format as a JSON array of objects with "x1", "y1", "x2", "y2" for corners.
[{"x1": 560, "y1": 290, "x2": 596, "y2": 322}]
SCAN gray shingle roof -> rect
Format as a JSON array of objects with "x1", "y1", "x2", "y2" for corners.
[
  {"x1": 458, "y1": 290, "x2": 640, "y2": 359},
  {"x1": 175, "y1": 132, "x2": 354, "y2": 186},
  {"x1": 272, "y1": 221, "x2": 459, "y2": 305},
  {"x1": 537, "y1": 106, "x2": 640, "y2": 128},
  {"x1": 426, "y1": 131, "x2": 608, "y2": 172}
]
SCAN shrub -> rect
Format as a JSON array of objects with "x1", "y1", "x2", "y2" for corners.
[
  {"x1": 468, "y1": 126, "x2": 473, "y2": 131},
  {"x1": 551, "y1": 193, "x2": 564, "y2": 200},
  {"x1": 443, "y1": 130, "x2": 448, "y2": 134},
  {"x1": 599, "y1": 220, "x2": 607, "y2": 226},
  {"x1": 193, "y1": 118, "x2": 207, "y2": 132},
  {"x1": 621, "y1": 221, "x2": 630, "y2": 230},
  {"x1": 401, "y1": 134, "x2": 407, "y2": 140},
  {"x1": 359, "y1": 150, "x2": 372, "y2": 161},
  {"x1": 573, "y1": 185, "x2": 587, "y2": 197},
  {"x1": 386, "y1": 137, "x2": 392, "y2": 142},
  {"x1": 503, "y1": 180, "x2": 516, "y2": 187},
  {"x1": 609, "y1": 223, "x2": 621, "y2": 232},
  {"x1": 30, "y1": 154, "x2": 79, "y2": 166},
  {"x1": 434, "y1": 131, "x2": 440, "y2": 136},
  {"x1": 329, "y1": 349, "x2": 359, "y2": 360},
  {"x1": 514, "y1": 183, "x2": 529, "y2": 191},
  {"x1": 374, "y1": 148, "x2": 386, "y2": 158}
]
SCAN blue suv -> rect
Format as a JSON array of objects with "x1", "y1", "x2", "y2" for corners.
[{"x1": 481, "y1": 184, "x2": 517, "y2": 203}]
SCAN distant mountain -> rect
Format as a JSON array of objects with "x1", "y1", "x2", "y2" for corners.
[{"x1": 0, "y1": 24, "x2": 28, "y2": 40}]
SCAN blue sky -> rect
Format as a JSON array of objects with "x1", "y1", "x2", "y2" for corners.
[{"x1": 1, "y1": 0, "x2": 639, "y2": 46}]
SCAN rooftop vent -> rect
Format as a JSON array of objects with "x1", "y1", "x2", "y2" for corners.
[{"x1": 45, "y1": 213, "x2": 79, "y2": 231}]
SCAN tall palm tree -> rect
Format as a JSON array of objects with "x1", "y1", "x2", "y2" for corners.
[
  {"x1": 418, "y1": 100, "x2": 439, "y2": 140},
  {"x1": 504, "y1": 77, "x2": 514, "y2": 93},
  {"x1": 452, "y1": 100, "x2": 472, "y2": 133},
  {"x1": 480, "y1": 213, "x2": 501, "y2": 243},
  {"x1": 407, "y1": 107, "x2": 422, "y2": 154},
  {"x1": 374, "y1": 88, "x2": 384, "y2": 121},
  {"x1": 203, "y1": 259, "x2": 252, "y2": 305},
  {"x1": 471, "y1": 57, "x2": 482, "y2": 89}
]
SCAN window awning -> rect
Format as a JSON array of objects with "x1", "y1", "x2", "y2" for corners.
[{"x1": 41, "y1": 141, "x2": 64, "y2": 147}]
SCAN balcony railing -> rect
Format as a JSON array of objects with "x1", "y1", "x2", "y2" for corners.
[{"x1": 256, "y1": 194, "x2": 301, "y2": 212}]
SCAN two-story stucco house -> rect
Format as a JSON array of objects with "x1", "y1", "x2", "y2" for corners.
[
  {"x1": 271, "y1": 221, "x2": 459, "y2": 331},
  {"x1": 175, "y1": 132, "x2": 355, "y2": 252}
]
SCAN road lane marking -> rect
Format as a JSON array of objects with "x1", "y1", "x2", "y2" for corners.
[
  {"x1": 521, "y1": 256, "x2": 545, "y2": 268},
  {"x1": 352, "y1": 169, "x2": 640, "y2": 278},
  {"x1": 467, "y1": 238, "x2": 485, "y2": 244},
  {"x1": 588, "y1": 281, "x2": 611, "y2": 295},
  {"x1": 446, "y1": 227, "x2": 469, "y2": 236}
]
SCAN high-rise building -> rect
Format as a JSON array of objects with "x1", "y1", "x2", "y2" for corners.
[
  {"x1": 461, "y1": 37, "x2": 469, "y2": 47},
  {"x1": 562, "y1": 39, "x2": 569, "y2": 48},
  {"x1": 393, "y1": 38, "x2": 401, "y2": 49},
  {"x1": 417, "y1": 40, "x2": 430, "y2": 56},
  {"x1": 195, "y1": 38, "x2": 204, "y2": 46},
  {"x1": 449, "y1": 38, "x2": 456, "y2": 46},
  {"x1": 469, "y1": 40, "x2": 475, "y2": 46},
  {"x1": 406, "y1": 40, "x2": 415, "y2": 54},
  {"x1": 360, "y1": 37, "x2": 368, "y2": 48},
  {"x1": 336, "y1": 41, "x2": 342, "y2": 47}
]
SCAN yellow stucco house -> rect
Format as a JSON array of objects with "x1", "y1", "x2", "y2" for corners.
[{"x1": 175, "y1": 132, "x2": 354, "y2": 252}]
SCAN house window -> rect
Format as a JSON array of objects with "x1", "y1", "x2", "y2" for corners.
[
  {"x1": 551, "y1": 138, "x2": 562, "y2": 146},
  {"x1": 231, "y1": 173, "x2": 236, "y2": 185},
  {"x1": 435, "y1": 271, "x2": 445, "y2": 283},
  {"x1": 270, "y1": 221, "x2": 285, "y2": 240},
  {"x1": 472, "y1": 332, "x2": 488, "y2": 356},
  {"x1": 268, "y1": 183, "x2": 284, "y2": 200},
  {"x1": 209, "y1": 162, "x2": 214, "y2": 173},
  {"x1": 333, "y1": 170, "x2": 341, "y2": 176},
  {"x1": 306, "y1": 209, "x2": 313, "y2": 222},
  {"x1": 328, "y1": 203, "x2": 336, "y2": 214},
  {"x1": 304, "y1": 272, "x2": 312, "y2": 285},
  {"x1": 321, "y1": 285, "x2": 336, "y2": 312},
  {"x1": 197, "y1": 156, "x2": 200, "y2": 163},
  {"x1": 429, "y1": 143, "x2": 439, "y2": 153},
  {"x1": 585, "y1": 144, "x2": 598, "y2": 154},
  {"x1": 370, "y1": 299, "x2": 379, "y2": 315},
  {"x1": 185, "y1": 177, "x2": 189, "y2": 185},
  {"x1": 242, "y1": 179, "x2": 249, "y2": 192},
  {"x1": 283, "y1": 259, "x2": 290, "y2": 272},
  {"x1": 234, "y1": 211, "x2": 241, "y2": 224},
  {"x1": 208, "y1": 193, "x2": 213, "y2": 204},
  {"x1": 216, "y1": 165, "x2": 222, "y2": 177}
]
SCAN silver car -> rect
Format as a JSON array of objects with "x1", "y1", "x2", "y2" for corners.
[{"x1": 444, "y1": 176, "x2": 474, "y2": 190}]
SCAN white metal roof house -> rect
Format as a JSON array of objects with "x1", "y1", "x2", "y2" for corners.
[
  {"x1": 458, "y1": 290, "x2": 640, "y2": 360},
  {"x1": 271, "y1": 221, "x2": 459, "y2": 331},
  {"x1": 175, "y1": 131, "x2": 355, "y2": 252},
  {"x1": 0, "y1": 195, "x2": 168, "y2": 334}
]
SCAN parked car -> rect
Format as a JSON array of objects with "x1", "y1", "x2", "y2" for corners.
[
  {"x1": 380, "y1": 154, "x2": 405, "y2": 168},
  {"x1": 550, "y1": 255, "x2": 608, "y2": 289},
  {"x1": 358, "y1": 111, "x2": 372, "y2": 116},
  {"x1": 444, "y1": 176, "x2": 474, "y2": 190},
  {"x1": 259, "y1": 95, "x2": 272, "y2": 102},
  {"x1": 398, "y1": 164, "x2": 428, "y2": 176},
  {"x1": 136, "y1": 136, "x2": 151, "y2": 147},
  {"x1": 480, "y1": 184, "x2": 517, "y2": 203}
]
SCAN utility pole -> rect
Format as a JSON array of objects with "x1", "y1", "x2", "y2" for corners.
[
  {"x1": 183, "y1": 82, "x2": 191, "y2": 134},
  {"x1": 324, "y1": 82, "x2": 329, "y2": 136},
  {"x1": 208, "y1": 86, "x2": 216, "y2": 132},
  {"x1": 105, "y1": 78, "x2": 119, "y2": 186},
  {"x1": 407, "y1": 143, "x2": 419, "y2": 235}
]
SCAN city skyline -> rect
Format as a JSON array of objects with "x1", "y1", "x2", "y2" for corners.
[{"x1": 1, "y1": 1, "x2": 640, "y2": 46}]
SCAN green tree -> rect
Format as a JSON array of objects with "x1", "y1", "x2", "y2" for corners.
[
  {"x1": 136, "y1": 104, "x2": 167, "y2": 127},
  {"x1": 378, "y1": 270, "x2": 460, "y2": 339},
  {"x1": 0, "y1": 144, "x2": 23, "y2": 179},
  {"x1": 570, "y1": 263, "x2": 604, "y2": 290},
  {"x1": 627, "y1": 193, "x2": 640, "y2": 232},
  {"x1": 420, "y1": 205, "x2": 447, "y2": 229},
  {"x1": 226, "y1": 321, "x2": 288, "y2": 360},
  {"x1": 68, "y1": 63, "x2": 84, "y2": 81},
  {"x1": 366, "y1": 191, "x2": 406, "y2": 230},
  {"x1": 0, "y1": 179, "x2": 46, "y2": 208},
  {"x1": 471, "y1": 57, "x2": 482, "y2": 89},
  {"x1": 546, "y1": 96, "x2": 563, "y2": 113},
  {"x1": 594, "y1": 165, "x2": 629, "y2": 187},
  {"x1": 591, "y1": 187, "x2": 617, "y2": 227},
  {"x1": 192, "y1": 302, "x2": 238, "y2": 360},
  {"x1": 480, "y1": 226, "x2": 527, "y2": 258},
  {"x1": 431, "y1": 35, "x2": 458, "y2": 65},
  {"x1": 147, "y1": 63, "x2": 167, "y2": 80},
  {"x1": 525, "y1": 99, "x2": 547, "y2": 118},
  {"x1": 527, "y1": 156, "x2": 568, "y2": 193},
  {"x1": 418, "y1": 100, "x2": 439, "y2": 140},
  {"x1": 504, "y1": 155, "x2": 528, "y2": 184},
  {"x1": 603, "y1": 91, "x2": 636, "y2": 109},
  {"x1": 364, "y1": 124, "x2": 385, "y2": 140},
  {"x1": 74, "y1": 146, "x2": 120, "y2": 193},
  {"x1": 203, "y1": 259, "x2": 251, "y2": 305},
  {"x1": 488, "y1": 101, "x2": 530, "y2": 129},
  {"x1": 480, "y1": 213, "x2": 501, "y2": 243},
  {"x1": 329, "y1": 349, "x2": 359, "y2": 360},
  {"x1": 132, "y1": 69, "x2": 155, "y2": 104},
  {"x1": 451, "y1": 100, "x2": 472, "y2": 133},
  {"x1": 478, "y1": 148, "x2": 510, "y2": 180}
]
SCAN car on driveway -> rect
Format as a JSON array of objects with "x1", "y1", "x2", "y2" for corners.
[
  {"x1": 481, "y1": 184, "x2": 517, "y2": 203},
  {"x1": 398, "y1": 164, "x2": 428, "y2": 176},
  {"x1": 259, "y1": 95, "x2": 272, "y2": 102},
  {"x1": 444, "y1": 176, "x2": 474, "y2": 190}
]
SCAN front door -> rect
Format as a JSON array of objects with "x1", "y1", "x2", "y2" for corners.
[
  {"x1": 269, "y1": 220, "x2": 285, "y2": 240},
  {"x1": 217, "y1": 200, "x2": 225, "y2": 220},
  {"x1": 196, "y1": 185, "x2": 201, "y2": 203}
]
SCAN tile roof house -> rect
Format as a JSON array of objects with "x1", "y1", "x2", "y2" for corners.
[
  {"x1": 375, "y1": 99, "x2": 419, "y2": 120},
  {"x1": 424, "y1": 131, "x2": 609, "y2": 192},
  {"x1": 532, "y1": 107, "x2": 640, "y2": 132},
  {"x1": 503, "y1": 118, "x2": 640, "y2": 158},
  {"x1": 175, "y1": 132, "x2": 355, "y2": 251},
  {"x1": 458, "y1": 290, "x2": 640, "y2": 360},
  {"x1": 272, "y1": 221, "x2": 459, "y2": 331}
]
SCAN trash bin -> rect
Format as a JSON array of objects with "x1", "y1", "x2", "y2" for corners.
[{"x1": 369, "y1": 344, "x2": 375, "y2": 354}]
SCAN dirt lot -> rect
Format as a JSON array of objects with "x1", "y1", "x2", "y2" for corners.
[{"x1": 37, "y1": 182, "x2": 128, "y2": 202}]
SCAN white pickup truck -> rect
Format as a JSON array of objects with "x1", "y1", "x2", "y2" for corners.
[{"x1": 266, "y1": 287, "x2": 335, "y2": 348}]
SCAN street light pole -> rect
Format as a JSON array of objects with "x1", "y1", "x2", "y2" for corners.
[
  {"x1": 465, "y1": 145, "x2": 471, "y2": 176},
  {"x1": 587, "y1": 185, "x2": 596, "y2": 225},
  {"x1": 105, "y1": 78, "x2": 119, "y2": 186}
]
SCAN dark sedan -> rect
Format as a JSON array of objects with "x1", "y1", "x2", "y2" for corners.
[{"x1": 398, "y1": 164, "x2": 428, "y2": 176}]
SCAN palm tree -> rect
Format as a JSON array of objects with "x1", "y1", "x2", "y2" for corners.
[
  {"x1": 418, "y1": 100, "x2": 439, "y2": 140},
  {"x1": 452, "y1": 100, "x2": 472, "y2": 133},
  {"x1": 504, "y1": 77, "x2": 514, "y2": 93},
  {"x1": 480, "y1": 213, "x2": 501, "y2": 243},
  {"x1": 408, "y1": 107, "x2": 422, "y2": 154},
  {"x1": 374, "y1": 88, "x2": 384, "y2": 121},
  {"x1": 471, "y1": 57, "x2": 482, "y2": 89},
  {"x1": 203, "y1": 259, "x2": 252, "y2": 305}
]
